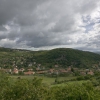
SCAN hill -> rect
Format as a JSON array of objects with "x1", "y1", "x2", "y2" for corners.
[
  {"x1": 95, "y1": 52, "x2": 100, "y2": 55},
  {"x1": 0, "y1": 47, "x2": 100, "y2": 69}
]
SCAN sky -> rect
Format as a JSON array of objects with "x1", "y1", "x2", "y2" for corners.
[{"x1": 0, "y1": 0, "x2": 100, "y2": 52}]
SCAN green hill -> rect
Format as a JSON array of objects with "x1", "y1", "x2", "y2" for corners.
[{"x1": 0, "y1": 47, "x2": 100, "y2": 69}]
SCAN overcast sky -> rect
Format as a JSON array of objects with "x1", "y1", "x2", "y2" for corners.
[{"x1": 0, "y1": 0, "x2": 100, "y2": 52}]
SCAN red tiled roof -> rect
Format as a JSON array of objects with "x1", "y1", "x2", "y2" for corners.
[{"x1": 24, "y1": 71, "x2": 35, "y2": 75}]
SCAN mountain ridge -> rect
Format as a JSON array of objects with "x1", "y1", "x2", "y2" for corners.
[{"x1": 0, "y1": 47, "x2": 100, "y2": 69}]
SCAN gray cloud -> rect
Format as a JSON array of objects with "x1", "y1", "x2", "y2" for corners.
[
  {"x1": 0, "y1": 0, "x2": 100, "y2": 51},
  {"x1": 0, "y1": 26, "x2": 7, "y2": 31}
]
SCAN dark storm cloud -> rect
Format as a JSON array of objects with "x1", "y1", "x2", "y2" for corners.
[
  {"x1": 0, "y1": 26, "x2": 7, "y2": 31},
  {"x1": 0, "y1": 0, "x2": 100, "y2": 51},
  {"x1": 0, "y1": 0, "x2": 47, "y2": 25}
]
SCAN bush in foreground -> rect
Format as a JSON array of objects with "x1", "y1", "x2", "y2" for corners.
[{"x1": 0, "y1": 73, "x2": 100, "y2": 100}]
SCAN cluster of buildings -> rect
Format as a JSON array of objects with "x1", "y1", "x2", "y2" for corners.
[
  {"x1": 0, "y1": 65, "x2": 95, "y2": 76},
  {"x1": 2, "y1": 61, "x2": 100, "y2": 76}
]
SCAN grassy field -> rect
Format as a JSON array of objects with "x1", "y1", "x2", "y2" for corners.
[
  {"x1": 11, "y1": 75, "x2": 55, "y2": 84},
  {"x1": 10, "y1": 75, "x2": 87, "y2": 86},
  {"x1": 52, "y1": 80, "x2": 90, "y2": 87}
]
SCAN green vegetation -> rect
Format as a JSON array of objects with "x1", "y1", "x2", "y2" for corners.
[
  {"x1": 0, "y1": 72, "x2": 100, "y2": 100},
  {"x1": 1, "y1": 47, "x2": 100, "y2": 99},
  {"x1": 10, "y1": 75, "x2": 77, "y2": 85},
  {"x1": 0, "y1": 47, "x2": 100, "y2": 69}
]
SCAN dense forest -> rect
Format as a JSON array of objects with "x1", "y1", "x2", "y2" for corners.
[{"x1": 0, "y1": 47, "x2": 100, "y2": 69}]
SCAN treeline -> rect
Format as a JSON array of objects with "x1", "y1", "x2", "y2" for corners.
[{"x1": 0, "y1": 72, "x2": 100, "y2": 100}]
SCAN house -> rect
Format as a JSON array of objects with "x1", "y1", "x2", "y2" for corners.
[
  {"x1": 54, "y1": 70, "x2": 59, "y2": 75},
  {"x1": 6, "y1": 69, "x2": 12, "y2": 73},
  {"x1": 85, "y1": 69, "x2": 89, "y2": 72},
  {"x1": 94, "y1": 64, "x2": 98, "y2": 68},
  {"x1": 13, "y1": 68, "x2": 19, "y2": 74},
  {"x1": 36, "y1": 71, "x2": 47, "y2": 74},
  {"x1": 27, "y1": 68, "x2": 33, "y2": 71},
  {"x1": 24, "y1": 71, "x2": 35, "y2": 75},
  {"x1": 36, "y1": 67, "x2": 40, "y2": 71},
  {"x1": 0, "y1": 68, "x2": 12, "y2": 73},
  {"x1": 87, "y1": 70, "x2": 94, "y2": 75},
  {"x1": 59, "y1": 69, "x2": 68, "y2": 73},
  {"x1": 67, "y1": 67, "x2": 71, "y2": 72},
  {"x1": 55, "y1": 65, "x2": 59, "y2": 68},
  {"x1": 28, "y1": 63, "x2": 32, "y2": 67},
  {"x1": 34, "y1": 62, "x2": 36, "y2": 64},
  {"x1": 38, "y1": 64, "x2": 41, "y2": 67},
  {"x1": 19, "y1": 68, "x2": 25, "y2": 72},
  {"x1": 48, "y1": 69, "x2": 54, "y2": 74},
  {"x1": 80, "y1": 71, "x2": 86, "y2": 75},
  {"x1": 21, "y1": 62, "x2": 23, "y2": 64}
]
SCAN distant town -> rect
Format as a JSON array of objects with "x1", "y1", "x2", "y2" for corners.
[{"x1": 1, "y1": 62, "x2": 100, "y2": 76}]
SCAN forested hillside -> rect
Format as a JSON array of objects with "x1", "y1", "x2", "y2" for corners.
[{"x1": 0, "y1": 47, "x2": 100, "y2": 69}]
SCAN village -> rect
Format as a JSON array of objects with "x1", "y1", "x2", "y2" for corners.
[{"x1": 0, "y1": 62, "x2": 99, "y2": 76}]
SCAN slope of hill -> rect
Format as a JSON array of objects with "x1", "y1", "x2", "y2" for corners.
[{"x1": 0, "y1": 47, "x2": 100, "y2": 69}]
